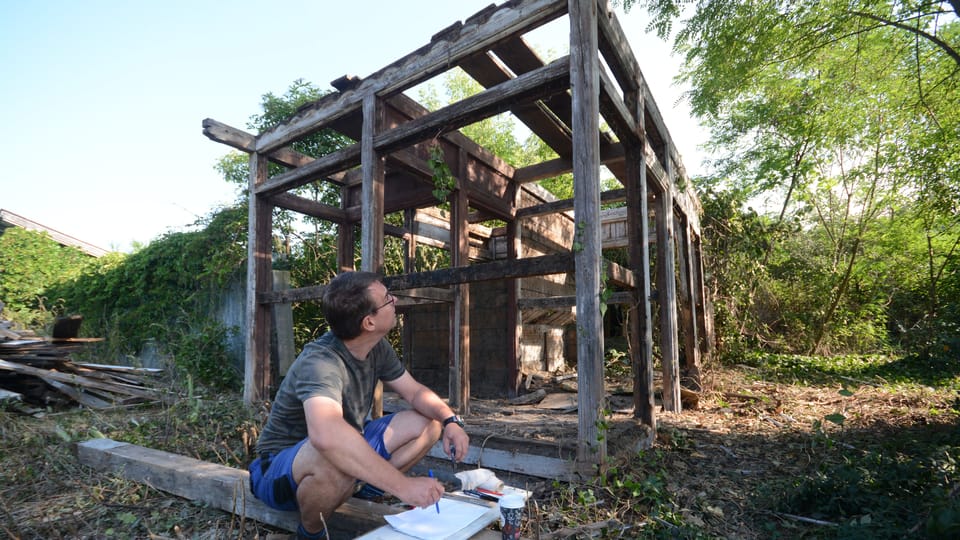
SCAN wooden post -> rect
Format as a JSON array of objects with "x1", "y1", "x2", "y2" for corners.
[
  {"x1": 402, "y1": 208, "x2": 416, "y2": 372},
  {"x1": 569, "y1": 0, "x2": 606, "y2": 468},
  {"x1": 625, "y1": 88, "x2": 656, "y2": 431},
  {"x1": 361, "y1": 93, "x2": 386, "y2": 418},
  {"x1": 506, "y1": 194, "x2": 522, "y2": 398},
  {"x1": 655, "y1": 149, "x2": 680, "y2": 412},
  {"x1": 693, "y1": 235, "x2": 715, "y2": 364},
  {"x1": 451, "y1": 155, "x2": 471, "y2": 412},
  {"x1": 675, "y1": 214, "x2": 702, "y2": 391},
  {"x1": 338, "y1": 185, "x2": 355, "y2": 272},
  {"x1": 360, "y1": 93, "x2": 386, "y2": 274},
  {"x1": 244, "y1": 152, "x2": 274, "y2": 404}
]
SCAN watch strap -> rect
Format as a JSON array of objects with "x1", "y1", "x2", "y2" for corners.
[{"x1": 442, "y1": 415, "x2": 464, "y2": 429}]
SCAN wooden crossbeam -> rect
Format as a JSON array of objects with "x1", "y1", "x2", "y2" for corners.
[{"x1": 260, "y1": 254, "x2": 575, "y2": 305}]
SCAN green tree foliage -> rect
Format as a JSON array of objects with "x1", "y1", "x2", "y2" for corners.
[
  {"x1": 0, "y1": 227, "x2": 98, "y2": 329},
  {"x1": 621, "y1": 0, "x2": 959, "y2": 357}
]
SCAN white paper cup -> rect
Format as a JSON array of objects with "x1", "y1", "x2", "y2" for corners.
[{"x1": 498, "y1": 493, "x2": 525, "y2": 540}]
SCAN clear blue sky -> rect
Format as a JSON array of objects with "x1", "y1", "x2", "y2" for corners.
[{"x1": 1, "y1": 1, "x2": 706, "y2": 253}]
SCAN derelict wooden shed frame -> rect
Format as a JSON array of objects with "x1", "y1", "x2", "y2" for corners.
[{"x1": 204, "y1": 0, "x2": 713, "y2": 470}]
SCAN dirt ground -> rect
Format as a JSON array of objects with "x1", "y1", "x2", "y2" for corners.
[
  {"x1": 454, "y1": 363, "x2": 959, "y2": 538},
  {"x1": 1, "y1": 363, "x2": 957, "y2": 539}
]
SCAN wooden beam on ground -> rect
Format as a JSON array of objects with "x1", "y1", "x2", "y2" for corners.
[
  {"x1": 75, "y1": 438, "x2": 401, "y2": 538},
  {"x1": 0, "y1": 359, "x2": 159, "y2": 401},
  {"x1": 424, "y1": 439, "x2": 577, "y2": 480}
]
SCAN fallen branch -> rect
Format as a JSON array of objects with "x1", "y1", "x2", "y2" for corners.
[{"x1": 778, "y1": 512, "x2": 838, "y2": 527}]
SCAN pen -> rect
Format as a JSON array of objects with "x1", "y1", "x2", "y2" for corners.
[
  {"x1": 464, "y1": 489, "x2": 498, "y2": 502},
  {"x1": 428, "y1": 469, "x2": 439, "y2": 513}
]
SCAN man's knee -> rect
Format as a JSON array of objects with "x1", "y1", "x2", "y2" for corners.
[{"x1": 391, "y1": 410, "x2": 441, "y2": 442}]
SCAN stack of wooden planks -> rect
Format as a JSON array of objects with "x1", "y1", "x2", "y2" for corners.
[{"x1": 0, "y1": 319, "x2": 163, "y2": 410}]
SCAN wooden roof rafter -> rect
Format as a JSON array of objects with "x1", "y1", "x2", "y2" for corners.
[{"x1": 255, "y1": 0, "x2": 570, "y2": 155}]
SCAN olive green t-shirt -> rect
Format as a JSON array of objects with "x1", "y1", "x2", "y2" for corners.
[{"x1": 255, "y1": 331, "x2": 405, "y2": 455}]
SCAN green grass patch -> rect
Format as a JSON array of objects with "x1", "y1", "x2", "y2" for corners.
[{"x1": 736, "y1": 352, "x2": 960, "y2": 391}]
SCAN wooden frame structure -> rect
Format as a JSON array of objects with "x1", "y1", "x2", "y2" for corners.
[{"x1": 204, "y1": 0, "x2": 712, "y2": 471}]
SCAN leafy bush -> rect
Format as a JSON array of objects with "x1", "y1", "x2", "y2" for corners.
[
  {"x1": 0, "y1": 227, "x2": 96, "y2": 329},
  {"x1": 41, "y1": 207, "x2": 248, "y2": 388}
]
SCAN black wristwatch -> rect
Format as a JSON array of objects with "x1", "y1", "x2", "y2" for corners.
[{"x1": 442, "y1": 415, "x2": 465, "y2": 430}]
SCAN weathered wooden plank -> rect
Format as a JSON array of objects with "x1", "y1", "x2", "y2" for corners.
[
  {"x1": 42, "y1": 378, "x2": 114, "y2": 409},
  {"x1": 254, "y1": 144, "x2": 362, "y2": 198},
  {"x1": 373, "y1": 58, "x2": 571, "y2": 157},
  {"x1": 452, "y1": 158, "x2": 471, "y2": 413},
  {"x1": 604, "y1": 259, "x2": 635, "y2": 288},
  {"x1": 360, "y1": 94, "x2": 386, "y2": 276},
  {"x1": 424, "y1": 440, "x2": 576, "y2": 480},
  {"x1": 675, "y1": 214, "x2": 702, "y2": 391},
  {"x1": 0, "y1": 359, "x2": 158, "y2": 400},
  {"x1": 655, "y1": 147, "x2": 680, "y2": 413},
  {"x1": 459, "y1": 46, "x2": 573, "y2": 155},
  {"x1": 516, "y1": 188, "x2": 627, "y2": 220},
  {"x1": 598, "y1": 66, "x2": 640, "y2": 144},
  {"x1": 268, "y1": 193, "x2": 349, "y2": 224},
  {"x1": 75, "y1": 438, "x2": 405, "y2": 538},
  {"x1": 245, "y1": 153, "x2": 274, "y2": 404},
  {"x1": 517, "y1": 291, "x2": 633, "y2": 309},
  {"x1": 261, "y1": 254, "x2": 575, "y2": 305},
  {"x1": 337, "y1": 185, "x2": 356, "y2": 273},
  {"x1": 596, "y1": 0, "x2": 641, "y2": 96},
  {"x1": 0, "y1": 388, "x2": 23, "y2": 403},
  {"x1": 201, "y1": 118, "x2": 320, "y2": 171},
  {"x1": 255, "y1": 0, "x2": 568, "y2": 154},
  {"x1": 512, "y1": 143, "x2": 624, "y2": 184},
  {"x1": 569, "y1": 0, "x2": 606, "y2": 468},
  {"x1": 625, "y1": 81, "x2": 657, "y2": 429}
]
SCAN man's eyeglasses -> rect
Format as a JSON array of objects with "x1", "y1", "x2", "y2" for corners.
[{"x1": 372, "y1": 292, "x2": 395, "y2": 312}]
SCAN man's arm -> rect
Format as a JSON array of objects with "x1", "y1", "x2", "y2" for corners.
[
  {"x1": 302, "y1": 395, "x2": 442, "y2": 507},
  {"x1": 386, "y1": 372, "x2": 470, "y2": 462}
]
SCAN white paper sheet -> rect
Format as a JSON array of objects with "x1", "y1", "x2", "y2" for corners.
[{"x1": 383, "y1": 497, "x2": 490, "y2": 540}]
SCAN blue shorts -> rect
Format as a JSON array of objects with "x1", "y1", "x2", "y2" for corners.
[{"x1": 248, "y1": 414, "x2": 396, "y2": 511}]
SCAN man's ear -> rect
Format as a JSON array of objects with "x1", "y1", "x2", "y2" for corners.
[{"x1": 361, "y1": 313, "x2": 376, "y2": 332}]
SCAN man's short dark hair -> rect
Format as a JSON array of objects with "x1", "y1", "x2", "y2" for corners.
[{"x1": 321, "y1": 271, "x2": 381, "y2": 340}]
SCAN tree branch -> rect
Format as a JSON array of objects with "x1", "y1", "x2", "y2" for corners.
[{"x1": 850, "y1": 10, "x2": 960, "y2": 68}]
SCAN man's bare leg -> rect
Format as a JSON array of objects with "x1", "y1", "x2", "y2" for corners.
[
  {"x1": 292, "y1": 442, "x2": 355, "y2": 535},
  {"x1": 381, "y1": 410, "x2": 442, "y2": 471}
]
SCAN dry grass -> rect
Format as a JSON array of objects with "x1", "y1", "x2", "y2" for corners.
[{"x1": 2, "y1": 359, "x2": 958, "y2": 539}]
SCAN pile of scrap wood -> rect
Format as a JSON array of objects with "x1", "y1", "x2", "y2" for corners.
[{"x1": 0, "y1": 317, "x2": 164, "y2": 411}]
